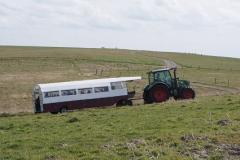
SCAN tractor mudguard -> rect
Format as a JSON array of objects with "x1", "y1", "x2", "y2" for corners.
[{"x1": 148, "y1": 82, "x2": 170, "y2": 91}]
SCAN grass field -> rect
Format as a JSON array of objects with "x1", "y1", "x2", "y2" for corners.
[
  {"x1": 0, "y1": 46, "x2": 240, "y2": 159},
  {"x1": 0, "y1": 46, "x2": 239, "y2": 113},
  {"x1": 1, "y1": 95, "x2": 240, "y2": 159}
]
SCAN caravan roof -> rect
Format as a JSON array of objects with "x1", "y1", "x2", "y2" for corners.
[{"x1": 38, "y1": 77, "x2": 141, "y2": 92}]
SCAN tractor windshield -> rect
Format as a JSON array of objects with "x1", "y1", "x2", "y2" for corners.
[{"x1": 153, "y1": 70, "x2": 172, "y2": 86}]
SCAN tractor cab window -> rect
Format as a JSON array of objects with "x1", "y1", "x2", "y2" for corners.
[{"x1": 154, "y1": 71, "x2": 172, "y2": 86}]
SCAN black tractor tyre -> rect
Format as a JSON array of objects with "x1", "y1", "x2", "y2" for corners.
[
  {"x1": 180, "y1": 88, "x2": 195, "y2": 99},
  {"x1": 149, "y1": 85, "x2": 170, "y2": 103},
  {"x1": 143, "y1": 91, "x2": 153, "y2": 104}
]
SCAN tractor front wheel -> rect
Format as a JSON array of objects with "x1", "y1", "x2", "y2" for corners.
[
  {"x1": 150, "y1": 85, "x2": 170, "y2": 103},
  {"x1": 181, "y1": 88, "x2": 195, "y2": 99}
]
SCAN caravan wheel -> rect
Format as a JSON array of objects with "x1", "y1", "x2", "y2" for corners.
[
  {"x1": 60, "y1": 107, "x2": 68, "y2": 113},
  {"x1": 116, "y1": 100, "x2": 127, "y2": 107},
  {"x1": 127, "y1": 100, "x2": 133, "y2": 106}
]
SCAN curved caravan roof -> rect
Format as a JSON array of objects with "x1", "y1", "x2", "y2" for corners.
[{"x1": 37, "y1": 77, "x2": 141, "y2": 92}]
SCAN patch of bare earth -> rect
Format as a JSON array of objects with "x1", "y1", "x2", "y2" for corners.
[{"x1": 180, "y1": 134, "x2": 240, "y2": 160}]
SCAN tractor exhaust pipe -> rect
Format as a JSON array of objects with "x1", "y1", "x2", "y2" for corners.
[{"x1": 173, "y1": 68, "x2": 178, "y2": 88}]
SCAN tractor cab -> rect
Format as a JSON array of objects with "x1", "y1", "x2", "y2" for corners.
[
  {"x1": 148, "y1": 68, "x2": 190, "y2": 89},
  {"x1": 143, "y1": 67, "x2": 195, "y2": 104},
  {"x1": 148, "y1": 68, "x2": 174, "y2": 88}
]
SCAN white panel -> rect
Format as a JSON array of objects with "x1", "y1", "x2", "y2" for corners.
[
  {"x1": 43, "y1": 88, "x2": 128, "y2": 104},
  {"x1": 38, "y1": 77, "x2": 141, "y2": 92},
  {"x1": 35, "y1": 77, "x2": 141, "y2": 105}
]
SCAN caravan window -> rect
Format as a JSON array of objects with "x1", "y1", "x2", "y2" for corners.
[
  {"x1": 78, "y1": 88, "x2": 92, "y2": 94},
  {"x1": 44, "y1": 91, "x2": 59, "y2": 98},
  {"x1": 94, "y1": 86, "x2": 109, "y2": 93},
  {"x1": 111, "y1": 82, "x2": 123, "y2": 90},
  {"x1": 61, "y1": 89, "x2": 77, "y2": 96}
]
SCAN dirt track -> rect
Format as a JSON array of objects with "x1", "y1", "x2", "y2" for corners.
[
  {"x1": 192, "y1": 82, "x2": 240, "y2": 95},
  {"x1": 163, "y1": 59, "x2": 180, "y2": 68}
]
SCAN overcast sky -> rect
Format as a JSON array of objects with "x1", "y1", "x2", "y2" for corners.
[{"x1": 0, "y1": 0, "x2": 240, "y2": 58}]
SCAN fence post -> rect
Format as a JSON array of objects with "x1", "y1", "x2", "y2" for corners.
[
  {"x1": 95, "y1": 69, "x2": 98, "y2": 75},
  {"x1": 214, "y1": 78, "x2": 217, "y2": 85},
  {"x1": 228, "y1": 80, "x2": 230, "y2": 87}
]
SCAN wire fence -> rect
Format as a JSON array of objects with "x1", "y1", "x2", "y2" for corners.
[{"x1": 92, "y1": 68, "x2": 234, "y2": 88}]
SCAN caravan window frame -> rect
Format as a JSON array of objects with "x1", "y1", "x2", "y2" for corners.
[
  {"x1": 44, "y1": 91, "x2": 60, "y2": 98},
  {"x1": 61, "y1": 89, "x2": 77, "y2": 96},
  {"x1": 78, "y1": 88, "x2": 93, "y2": 95},
  {"x1": 94, "y1": 86, "x2": 109, "y2": 93}
]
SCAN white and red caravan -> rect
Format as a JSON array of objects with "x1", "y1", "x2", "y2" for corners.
[{"x1": 33, "y1": 77, "x2": 141, "y2": 113}]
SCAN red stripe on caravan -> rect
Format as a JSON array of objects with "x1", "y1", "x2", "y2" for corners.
[{"x1": 43, "y1": 95, "x2": 128, "y2": 113}]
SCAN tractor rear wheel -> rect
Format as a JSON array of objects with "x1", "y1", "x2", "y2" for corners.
[
  {"x1": 181, "y1": 88, "x2": 195, "y2": 99},
  {"x1": 150, "y1": 85, "x2": 169, "y2": 103},
  {"x1": 143, "y1": 91, "x2": 153, "y2": 104}
]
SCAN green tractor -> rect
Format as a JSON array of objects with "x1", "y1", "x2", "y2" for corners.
[{"x1": 143, "y1": 67, "x2": 195, "y2": 104}]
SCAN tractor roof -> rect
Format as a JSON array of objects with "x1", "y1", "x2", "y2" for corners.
[{"x1": 149, "y1": 67, "x2": 176, "y2": 73}]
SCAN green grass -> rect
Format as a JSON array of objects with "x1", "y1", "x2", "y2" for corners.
[
  {"x1": 1, "y1": 95, "x2": 240, "y2": 159},
  {"x1": 0, "y1": 46, "x2": 239, "y2": 113},
  {"x1": 146, "y1": 52, "x2": 240, "y2": 70},
  {"x1": 0, "y1": 46, "x2": 240, "y2": 159}
]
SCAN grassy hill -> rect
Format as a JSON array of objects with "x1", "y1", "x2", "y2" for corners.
[
  {"x1": 0, "y1": 46, "x2": 240, "y2": 159},
  {"x1": 0, "y1": 46, "x2": 239, "y2": 113}
]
